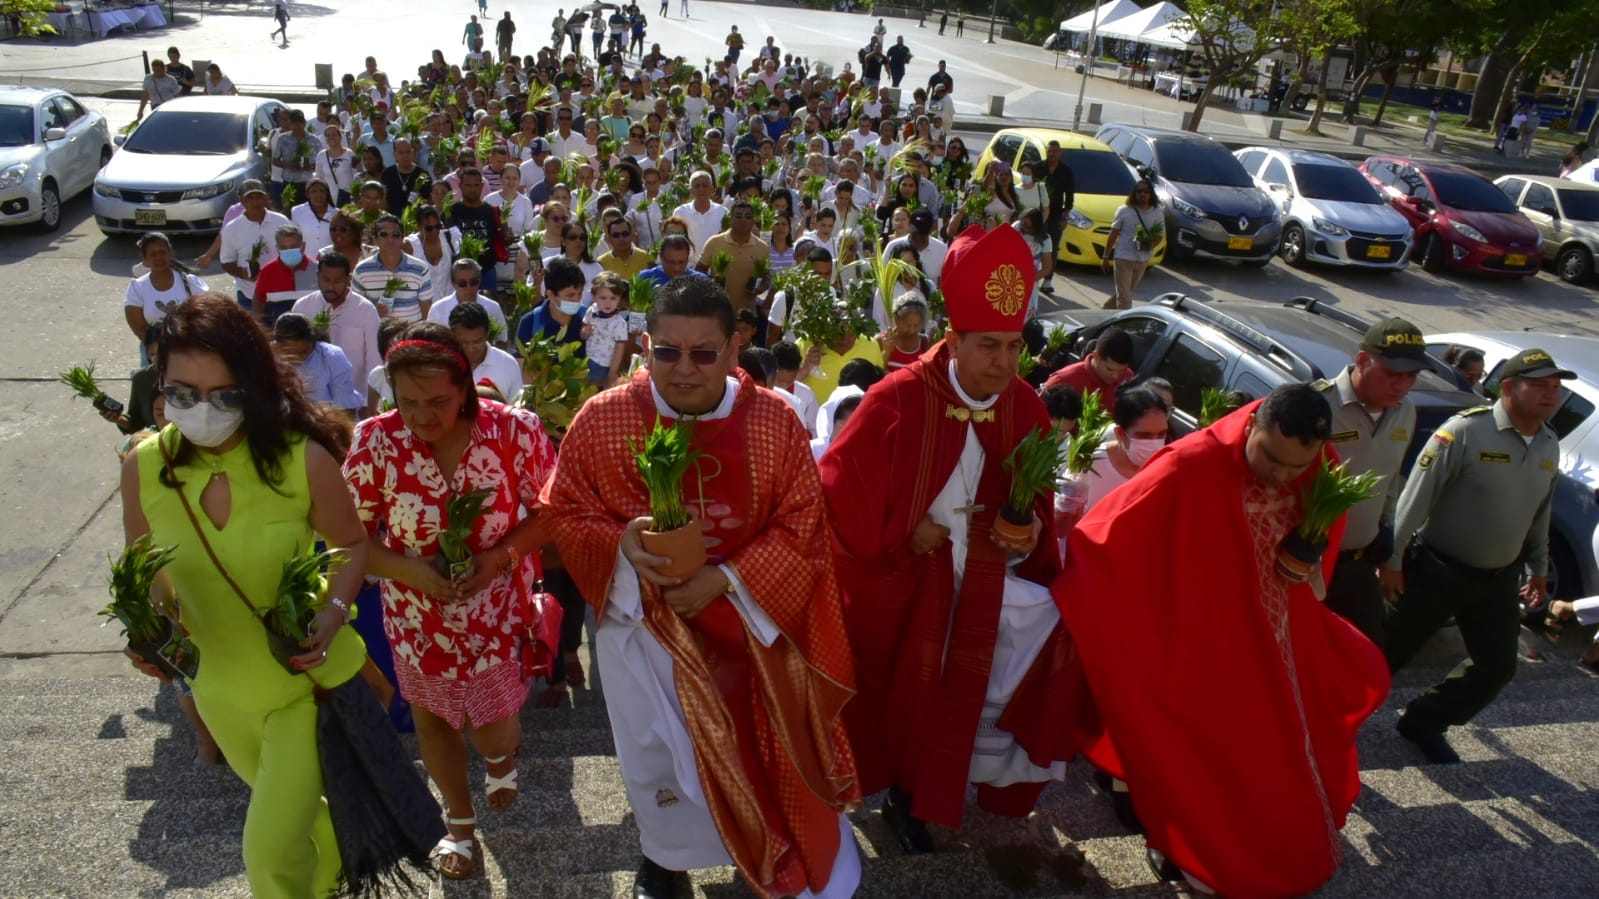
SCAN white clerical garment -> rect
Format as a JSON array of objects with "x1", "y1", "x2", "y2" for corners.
[
  {"x1": 925, "y1": 361, "x2": 1067, "y2": 788},
  {"x1": 597, "y1": 376, "x2": 861, "y2": 895}
]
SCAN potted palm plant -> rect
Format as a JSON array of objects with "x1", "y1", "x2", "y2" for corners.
[
  {"x1": 59, "y1": 362, "x2": 125, "y2": 416},
  {"x1": 263, "y1": 545, "x2": 346, "y2": 673},
  {"x1": 100, "y1": 536, "x2": 196, "y2": 681},
  {"x1": 1198, "y1": 386, "x2": 1240, "y2": 428},
  {"x1": 998, "y1": 426, "x2": 1069, "y2": 545},
  {"x1": 436, "y1": 490, "x2": 494, "y2": 581},
  {"x1": 630, "y1": 417, "x2": 705, "y2": 578},
  {"x1": 1053, "y1": 391, "x2": 1111, "y2": 532},
  {"x1": 310, "y1": 308, "x2": 333, "y2": 342},
  {"x1": 1276, "y1": 458, "x2": 1382, "y2": 583},
  {"x1": 707, "y1": 250, "x2": 733, "y2": 286}
]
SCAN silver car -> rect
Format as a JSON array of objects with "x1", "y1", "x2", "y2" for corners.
[
  {"x1": 1494, "y1": 174, "x2": 1599, "y2": 283},
  {"x1": 0, "y1": 85, "x2": 111, "y2": 231},
  {"x1": 1234, "y1": 146, "x2": 1413, "y2": 270},
  {"x1": 93, "y1": 95, "x2": 284, "y2": 235}
]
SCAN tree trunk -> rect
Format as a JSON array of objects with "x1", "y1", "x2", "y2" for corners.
[
  {"x1": 1372, "y1": 72, "x2": 1398, "y2": 126},
  {"x1": 1490, "y1": 28, "x2": 1548, "y2": 139},
  {"x1": 1466, "y1": 32, "x2": 1523, "y2": 130},
  {"x1": 1187, "y1": 79, "x2": 1221, "y2": 131},
  {"x1": 1282, "y1": 52, "x2": 1312, "y2": 119},
  {"x1": 1572, "y1": 43, "x2": 1599, "y2": 134},
  {"x1": 1306, "y1": 54, "x2": 1334, "y2": 133}
]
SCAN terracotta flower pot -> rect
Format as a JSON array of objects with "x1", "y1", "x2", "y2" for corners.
[
  {"x1": 993, "y1": 503, "x2": 1034, "y2": 546},
  {"x1": 127, "y1": 617, "x2": 198, "y2": 681},
  {"x1": 1275, "y1": 531, "x2": 1326, "y2": 584},
  {"x1": 640, "y1": 519, "x2": 706, "y2": 578}
]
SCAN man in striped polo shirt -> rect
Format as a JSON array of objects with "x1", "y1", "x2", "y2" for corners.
[{"x1": 352, "y1": 213, "x2": 434, "y2": 323}]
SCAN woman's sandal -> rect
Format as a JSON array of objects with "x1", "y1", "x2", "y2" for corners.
[
  {"x1": 432, "y1": 815, "x2": 478, "y2": 880},
  {"x1": 484, "y1": 753, "x2": 520, "y2": 812}
]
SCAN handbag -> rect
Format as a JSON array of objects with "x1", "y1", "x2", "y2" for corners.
[{"x1": 485, "y1": 412, "x2": 564, "y2": 680}]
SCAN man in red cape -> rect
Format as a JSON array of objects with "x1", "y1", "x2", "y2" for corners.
[
  {"x1": 819, "y1": 225, "x2": 1090, "y2": 853},
  {"x1": 1054, "y1": 385, "x2": 1391, "y2": 897},
  {"x1": 540, "y1": 276, "x2": 860, "y2": 899}
]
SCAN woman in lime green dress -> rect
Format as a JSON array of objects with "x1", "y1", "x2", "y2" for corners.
[{"x1": 119, "y1": 293, "x2": 371, "y2": 899}]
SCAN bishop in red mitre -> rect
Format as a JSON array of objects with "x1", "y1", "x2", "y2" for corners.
[
  {"x1": 818, "y1": 225, "x2": 1090, "y2": 852},
  {"x1": 541, "y1": 277, "x2": 861, "y2": 899},
  {"x1": 1055, "y1": 386, "x2": 1390, "y2": 897}
]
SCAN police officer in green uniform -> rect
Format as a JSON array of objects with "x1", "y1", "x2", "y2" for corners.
[
  {"x1": 1311, "y1": 317, "x2": 1426, "y2": 645},
  {"x1": 1382, "y1": 347, "x2": 1571, "y2": 764}
]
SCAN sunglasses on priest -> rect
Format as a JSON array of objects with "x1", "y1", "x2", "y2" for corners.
[{"x1": 649, "y1": 340, "x2": 730, "y2": 367}]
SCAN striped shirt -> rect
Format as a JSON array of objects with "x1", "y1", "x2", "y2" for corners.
[{"x1": 352, "y1": 252, "x2": 434, "y2": 322}]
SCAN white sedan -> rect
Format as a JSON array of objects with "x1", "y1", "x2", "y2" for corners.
[{"x1": 0, "y1": 85, "x2": 111, "y2": 231}]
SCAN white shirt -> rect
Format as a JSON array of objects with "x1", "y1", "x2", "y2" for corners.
[
  {"x1": 290, "y1": 202, "x2": 337, "y2": 256},
  {"x1": 315, "y1": 147, "x2": 357, "y2": 197},
  {"x1": 473, "y1": 345, "x2": 524, "y2": 402},
  {"x1": 486, "y1": 191, "x2": 536, "y2": 238},
  {"x1": 290, "y1": 290, "x2": 383, "y2": 400},
  {"x1": 219, "y1": 210, "x2": 290, "y2": 297},
  {"x1": 124, "y1": 271, "x2": 209, "y2": 324},
  {"x1": 882, "y1": 234, "x2": 948, "y2": 285},
  {"x1": 405, "y1": 228, "x2": 461, "y2": 303},
  {"x1": 671, "y1": 201, "x2": 728, "y2": 261},
  {"x1": 546, "y1": 129, "x2": 588, "y2": 161},
  {"x1": 428, "y1": 293, "x2": 509, "y2": 341},
  {"x1": 777, "y1": 380, "x2": 819, "y2": 436}
]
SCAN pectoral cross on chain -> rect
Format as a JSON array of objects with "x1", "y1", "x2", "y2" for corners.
[{"x1": 954, "y1": 502, "x2": 985, "y2": 521}]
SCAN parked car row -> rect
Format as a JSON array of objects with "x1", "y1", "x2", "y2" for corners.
[
  {"x1": 1032, "y1": 296, "x2": 1599, "y2": 599},
  {"x1": 0, "y1": 85, "x2": 112, "y2": 231}
]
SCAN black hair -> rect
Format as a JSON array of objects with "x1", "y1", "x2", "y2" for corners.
[
  {"x1": 1113, "y1": 387, "x2": 1169, "y2": 429},
  {"x1": 834, "y1": 393, "x2": 864, "y2": 425},
  {"x1": 317, "y1": 250, "x2": 352, "y2": 274},
  {"x1": 837, "y1": 358, "x2": 883, "y2": 391},
  {"x1": 1095, "y1": 327, "x2": 1135, "y2": 365},
  {"x1": 1040, "y1": 383, "x2": 1082, "y2": 422},
  {"x1": 738, "y1": 346, "x2": 777, "y2": 385},
  {"x1": 647, "y1": 275, "x2": 735, "y2": 339},
  {"x1": 448, "y1": 301, "x2": 491, "y2": 332},
  {"x1": 772, "y1": 340, "x2": 801, "y2": 371},
  {"x1": 273, "y1": 312, "x2": 314, "y2": 343},
  {"x1": 805, "y1": 246, "x2": 834, "y2": 264},
  {"x1": 1139, "y1": 375, "x2": 1174, "y2": 397},
  {"x1": 1257, "y1": 383, "x2": 1333, "y2": 444},
  {"x1": 377, "y1": 318, "x2": 410, "y2": 360},
  {"x1": 735, "y1": 307, "x2": 761, "y2": 327},
  {"x1": 543, "y1": 256, "x2": 588, "y2": 295}
]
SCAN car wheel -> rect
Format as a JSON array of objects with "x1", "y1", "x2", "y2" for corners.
[
  {"x1": 1556, "y1": 245, "x2": 1592, "y2": 283},
  {"x1": 1420, "y1": 232, "x2": 1446, "y2": 274},
  {"x1": 1280, "y1": 223, "x2": 1307, "y2": 267},
  {"x1": 38, "y1": 180, "x2": 61, "y2": 232},
  {"x1": 99, "y1": 145, "x2": 112, "y2": 168}
]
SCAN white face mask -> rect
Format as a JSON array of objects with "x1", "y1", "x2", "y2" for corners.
[
  {"x1": 167, "y1": 403, "x2": 244, "y2": 449},
  {"x1": 1021, "y1": 174, "x2": 1034, "y2": 186},
  {"x1": 558, "y1": 299, "x2": 583, "y2": 315},
  {"x1": 1122, "y1": 435, "x2": 1165, "y2": 468}
]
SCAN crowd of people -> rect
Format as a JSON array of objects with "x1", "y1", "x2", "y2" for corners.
[{"x1": 100, "y1": 14, "x2": 1586, "y2": 899}]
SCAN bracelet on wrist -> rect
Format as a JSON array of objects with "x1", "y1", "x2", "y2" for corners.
[
  {"x1": 504, "y1": 543, "x2": 522, "y2": 571},
  {"x1": 328, "y1": 596, "x2": 351, "y2": 622}
]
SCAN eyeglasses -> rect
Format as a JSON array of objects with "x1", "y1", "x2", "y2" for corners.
[
  {"x1": 455, "y1": 278, "x2": 480, "y2": 286},
  {"x1": 651, "y1": 341, "x2": 728, "y2": 367},
  {"x1": 566, "y1": 234, "x2": 588, "y2": 242},
  {"x1": 548, "y1": 215, "x2": 569, "y2": 223},
  {"x1": 330, "y1": 225, "x2": 354, "y2": 233},
  {"x1": 376, "y1": 230, "x2": 402, "y2": 238},
  {"x1": 161, "y1": 383, "x2": 247, "y2": 412},
  {"x1": 423, "y1": 224, "x2": 440, "y2": 232},
  {"x1": 609, "y1": 230, "x2": 632, "y2": 239}
]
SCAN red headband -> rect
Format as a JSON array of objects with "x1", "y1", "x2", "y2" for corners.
[{"x1": 385, "y1": 339, "x2": 471, "y2": 373}]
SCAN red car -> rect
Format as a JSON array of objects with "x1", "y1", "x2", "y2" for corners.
[{"x1": 1360, "y1": 156, "x2": 1543, "y2": 277}]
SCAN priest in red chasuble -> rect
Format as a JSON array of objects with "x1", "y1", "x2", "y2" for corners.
[
  {"x1": 1055, "y1": 385, "x2": 1390, "y2": 897},
  {"x1": 540, "y1": 276, "x2": 861, "y2": 899},
  {"x1": 818, "y1": 224, "x2": 1090, "y2": 853}
]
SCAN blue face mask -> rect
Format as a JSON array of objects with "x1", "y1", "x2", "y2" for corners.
[
  {"x1": 558, "y1": 300, "x2": 583, "y2": 315},
  {"x1": 279, "y1": 248, "x2": 304, "y2": 267}
]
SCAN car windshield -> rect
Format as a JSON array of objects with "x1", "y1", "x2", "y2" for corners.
[
  {"x1": 1153, "y1": 142, "x2": 1252, "y2": 187},
  {"x1": 1060, "y1": 148, "x2": 1134, "y2": 194},
  {"x1": 1556, "y1": 189, "x2": 1599, "y2": 221},
  {"x1": 0, "y1": 105, "x2": 34, "y2": 147},
  {"x1": 1430, "y1": 170, "x2": 1518, "y2": 213},
  {"x1": 122, "y1": 110, "x2": 248, "y2": 155},
  {"x1": 1294, "y1": 163, "x2": 1382, "y2": 203}
]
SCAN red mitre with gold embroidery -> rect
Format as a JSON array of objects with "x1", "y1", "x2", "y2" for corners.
[{"x1": 942, "y1": 224, "x2": 1036, "y2": 334}]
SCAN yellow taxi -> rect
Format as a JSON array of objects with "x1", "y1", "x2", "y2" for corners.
[{"x1": 974, "y1": 128, "x2": 1167, "y2": 267}]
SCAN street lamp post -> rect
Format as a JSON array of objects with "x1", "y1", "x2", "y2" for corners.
[
  {"x1": 986, "y1": 0, "x2": 998, "y2": 44},
  {"x1": 1071, "y1": 0, "x2": 1104, "y2": 132}
]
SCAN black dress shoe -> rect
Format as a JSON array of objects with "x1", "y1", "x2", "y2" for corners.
[
  {"x1": 634, "y1": 856, "x2": 680, "y2": 899},
  {"x1": 881, "y1": 786, "x2": 935, "y2": 855},
  {"x1": 1146, "y1": 847, "x2": 1183, "y2": 882},
  {"x1": 1396, "y1": 716, "x2": 1461, "y2": 765}
]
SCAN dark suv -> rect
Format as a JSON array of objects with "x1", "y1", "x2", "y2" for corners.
[
  {"x1": 1095, "y1": 124, "x2": 1281, "y2": 265},
  {"x1": 1034, "y1": 294, "x2": 1477, "y2": 464}
]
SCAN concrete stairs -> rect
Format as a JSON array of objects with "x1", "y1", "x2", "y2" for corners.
[{"x1": 2, "y1": 631, "x2": 1597, "y2": 898}]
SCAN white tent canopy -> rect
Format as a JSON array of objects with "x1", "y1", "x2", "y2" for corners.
[
  {"x1": 1095, "y1": 1, "x2": 1190, "y2": 49},
  {"x1": 1059, "y1": 0, "x2": 1141, "y2": 34}
]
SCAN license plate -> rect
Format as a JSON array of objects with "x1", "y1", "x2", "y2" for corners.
[
  {"x1": 1366, "y1": 244, "x2": 1392, "y2": 259},
  {"x1": 1505, "y1": 253, "x2": 1527, "y2": 267},
  {"x1": 134, "y1": 208, "x2": 166, "y2": 226},
  {"x1": 1227, "y1": 236, "x2": 1253, "y2": 251}
]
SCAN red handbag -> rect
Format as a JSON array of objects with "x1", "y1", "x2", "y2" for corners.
[{"x1": 518, "y1": 552, "x2": 563, "y2": 680}]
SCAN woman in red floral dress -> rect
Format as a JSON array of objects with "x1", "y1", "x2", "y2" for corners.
[{"x1": 342, "y1": 323, "x2": 557, "y2": 880}]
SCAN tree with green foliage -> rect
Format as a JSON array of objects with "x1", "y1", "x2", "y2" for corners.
[
  {"x1": 3, "y1": 0, "x2": 59, "y2": 36},
  {"x1": 1277, "y1": 0, "x2": 1359, "y2": 133},
  {"x1": 1178, "y1": 0, "x2": 1287, "y2": 133}
]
